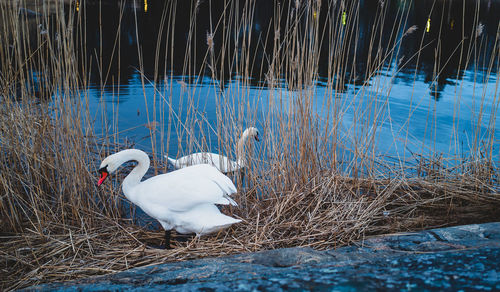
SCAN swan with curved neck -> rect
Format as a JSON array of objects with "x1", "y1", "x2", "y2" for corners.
[
  {"x1": 166, "y1": 127, "x2": 260, "y2": 173},
  {"x1": 98, "y1": 149, "x2": 240, "y2": 249}
]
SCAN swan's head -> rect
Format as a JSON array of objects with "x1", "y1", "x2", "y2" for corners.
[
  {"x1": 244, "y1": 127, "x2": 260, "y2": 142},
  {"x1": 97, "y1": 153, "x2": 121, "y2": 186},
  {"x1": 97, "y1": 149, "x2": 149, "y2": 186}
]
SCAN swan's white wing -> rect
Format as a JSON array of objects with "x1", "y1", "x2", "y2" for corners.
[
  {"x1": 173, "y1": 152, "x2": 241, "y2": 172},
  {"x1": 175, "y1": 153, "x2": 221, "y2": 167},
  {"x1": 135, "y1": 164, "x2": 237, "y2": 212}
]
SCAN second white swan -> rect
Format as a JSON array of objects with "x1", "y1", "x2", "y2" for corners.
[{"x1": 166, "y1": 127, "x2": 260, "y2": 173}]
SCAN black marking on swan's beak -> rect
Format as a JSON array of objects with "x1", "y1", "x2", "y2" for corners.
[
  {"x1": 97, "y1": 166, "x2": 109, "y2": 186},
  {"x1": 255, "y1": 133, "x2": 260, "y2": 142}
]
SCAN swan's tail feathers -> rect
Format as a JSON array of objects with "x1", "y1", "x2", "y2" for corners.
[
  {"x1": 216, "y1": 194, "x2": 238, "y2": 206},
  {"x1": 197, "y1": 216, "x2": 242, "y2": 236},
  {"x1": 165, "y1": 156, "x2": 178, "y2": 167},
  {"x1": 217, "y1": 173, "x2": 237, "y2": 195}
]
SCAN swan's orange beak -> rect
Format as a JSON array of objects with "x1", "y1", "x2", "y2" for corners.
[
  {"x1": 97, "y1": 168, "x2": 109, "y2": 186},
  {"x1": 255, "y1": 134, "x2": 260, "y2": 142}
]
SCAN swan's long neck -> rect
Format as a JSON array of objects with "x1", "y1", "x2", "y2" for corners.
[
  {"x1": 115, "y1": 149, "x2": 150, "y2": 201},
  {"x1": 236, "y1": 130, "x2": 251, "y2": 166}
]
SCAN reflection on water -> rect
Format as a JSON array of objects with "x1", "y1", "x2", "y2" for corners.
[
  {"x1": 66, "y1": 0, "x2": 499, "y2": 88},
  {"x1": 11, "y1": 0, "x2": 500, "y2": 160}
]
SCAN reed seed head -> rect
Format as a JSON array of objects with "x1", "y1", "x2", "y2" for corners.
[
  {"x1": 206, "y1": 32, "x2": 214, "y2": 53},
  {"x1": 404, "y1": 25, "x2": 418, "y2": 36},
  {"x1": 475, "y1": 23, "x2": 484, "y2": 38}
]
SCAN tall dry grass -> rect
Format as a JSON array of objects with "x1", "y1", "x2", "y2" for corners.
[{"x1": 0, "y1": 0, "x2": 499, "y2": 290}]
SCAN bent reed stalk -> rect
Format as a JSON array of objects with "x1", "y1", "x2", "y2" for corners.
[{"x1": 0, "y1": 0, "x2": 499, "y2": 290}]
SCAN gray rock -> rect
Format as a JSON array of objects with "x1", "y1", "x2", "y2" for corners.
[
  {"x1": 24, "y1": 222, "x2": 500, "y2": 291},
  {"x1": 231, "y1": 247, "x2": 330, "y2": 267}
]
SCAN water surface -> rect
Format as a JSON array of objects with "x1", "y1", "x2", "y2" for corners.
[{"x1": 24, "y1": 0, "x2": 500, "y2": 162}]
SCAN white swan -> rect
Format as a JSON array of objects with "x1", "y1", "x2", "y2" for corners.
[
  {"x1": 97, "y1": 149, "x2": 241, "y2": 249},
  {"x1": 166, "y1": 127, "x2": 260, "y2": 173}
]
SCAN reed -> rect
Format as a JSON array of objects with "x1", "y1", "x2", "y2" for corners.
[{"x1": 0, "y1": 0, "x2": 498, "y2": 290}]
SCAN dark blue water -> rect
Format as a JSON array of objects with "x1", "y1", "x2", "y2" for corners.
[
  {"x1": 54, "y1": 0, "x2": 499, "y2": 163},
  {"x1": 90, "y1": 71, "x2": 498, "y2": 167}
]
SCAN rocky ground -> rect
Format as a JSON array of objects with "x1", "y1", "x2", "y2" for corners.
[{"x1": 25, "y1": 222, "x2": 500, "y2": 291}]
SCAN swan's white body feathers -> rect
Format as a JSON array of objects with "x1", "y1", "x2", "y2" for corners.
[
  {"x1": 159, "y1": 204, "x2": 239, "y2": 235},
  {"x1": 167, "y1": 153, "x2": 241, "y2": 173},
  {"x1": 129, "y1": 164, "x2": 237, "y2": 212}
]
